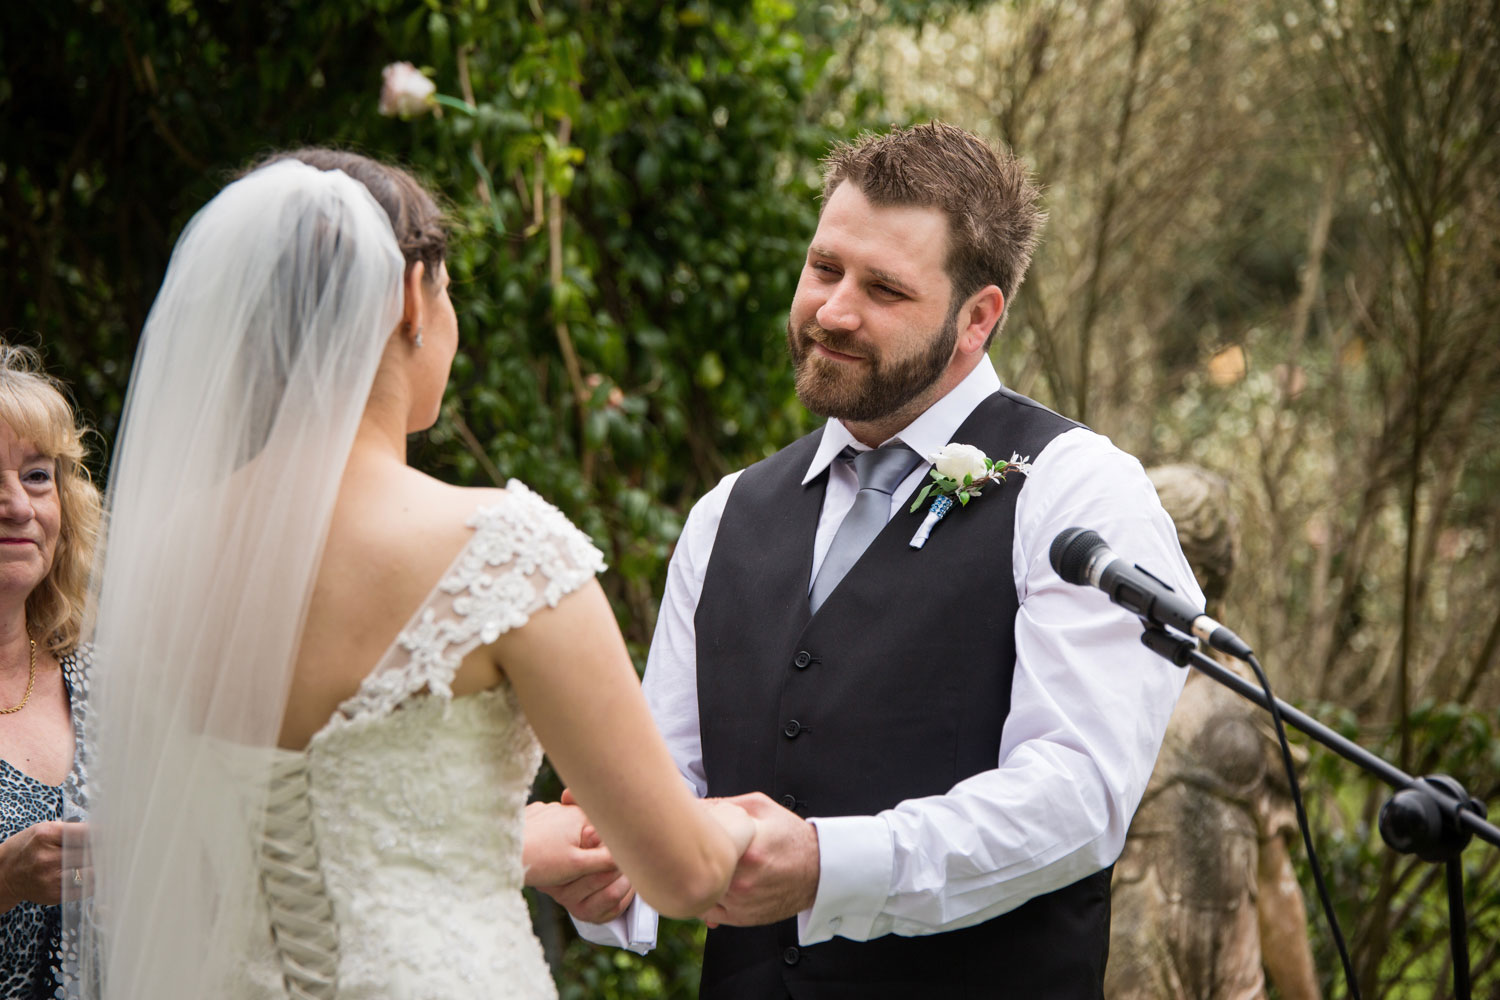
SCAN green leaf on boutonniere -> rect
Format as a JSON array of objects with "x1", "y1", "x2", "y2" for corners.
[
  {"x1": 959, "y1": 492, "x2": 971, "y2": 506},
  {"x1": 909, "y1": 483, "x2": 934, "y2": 513}
]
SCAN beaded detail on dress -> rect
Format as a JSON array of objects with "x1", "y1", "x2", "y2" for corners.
[{"x1": 236, "y1": 483, "x2": 605, "y2": 999}]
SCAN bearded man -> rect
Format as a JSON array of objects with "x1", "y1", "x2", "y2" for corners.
[{"x1": 562, "y1": 122, "x2": 1201, "y2": 999}]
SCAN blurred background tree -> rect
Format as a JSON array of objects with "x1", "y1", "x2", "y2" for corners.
[{"x1": 2, "y1": 0, "x2": 1495, "y2": 996}]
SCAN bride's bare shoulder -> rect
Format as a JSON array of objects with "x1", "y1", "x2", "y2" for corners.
[{"x1": 325, "y1": 468, "x2": 515, "y2": 578}]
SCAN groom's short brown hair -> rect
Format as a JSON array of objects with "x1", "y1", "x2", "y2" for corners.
[{"x1": 821, "y1": 122, "x2": 1044, "y2": 341}]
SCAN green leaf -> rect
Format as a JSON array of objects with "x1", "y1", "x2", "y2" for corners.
[
  {"x1": 909, "y1": 483, "x2": 933, "y2": 513},
  {"x1": 959, "y1": 492, "x2": 971, "y2": 506},
  {"x1": 433, "y1": 93, "x2": 477, "y2": 115}
]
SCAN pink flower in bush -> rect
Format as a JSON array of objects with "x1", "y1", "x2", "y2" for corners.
[{"x1": 379, "y1": 62, "x2": 435, "y2": 117}]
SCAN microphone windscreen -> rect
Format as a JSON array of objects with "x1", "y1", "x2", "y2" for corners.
[{"x1": 1050, "y1": 527, "x2": 1105, "y2": 585}]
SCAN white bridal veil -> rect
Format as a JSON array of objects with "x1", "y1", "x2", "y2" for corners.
[{"x1": 65, "y1": 160, "x2": 405, "y2": 997}]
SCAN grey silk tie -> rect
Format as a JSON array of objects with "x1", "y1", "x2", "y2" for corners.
[{"x1": 809, "y1": 442, "x2": 925, "y2": 614}]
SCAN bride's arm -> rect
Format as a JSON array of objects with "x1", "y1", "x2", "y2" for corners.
[{"x1": 490, "y1": 579, "x2": 753, "y2": 919}]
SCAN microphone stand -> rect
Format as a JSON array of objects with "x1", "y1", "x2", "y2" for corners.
[{"x1": 1141, "y1": 627, "x2": 1498, "y2": 1000}]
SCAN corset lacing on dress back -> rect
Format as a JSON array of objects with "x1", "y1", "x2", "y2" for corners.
[{"x1": 258, "y1": 754, "x2": 339, "y2": 1000}]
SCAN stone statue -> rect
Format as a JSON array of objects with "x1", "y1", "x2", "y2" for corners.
[{"x1": 1105, "y1": 465, "x2": 1321, "y2": 1000}]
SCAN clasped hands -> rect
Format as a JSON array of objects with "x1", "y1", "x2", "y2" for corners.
[{"x1": 523, "y1": 791, "x2": 818, "y2": 927}]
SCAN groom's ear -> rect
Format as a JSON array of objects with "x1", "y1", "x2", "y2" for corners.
[{"x1": 956, "y1": 285, "x2": 1003, "y2": 356}]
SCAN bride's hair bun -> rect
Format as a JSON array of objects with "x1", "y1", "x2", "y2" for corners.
[{"x1": 244, "y1": 147, "x2": 448, "y2": 286}]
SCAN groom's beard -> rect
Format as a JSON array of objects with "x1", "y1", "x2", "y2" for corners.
[{"x1": 786, "y1": 314, "x2": 958, "y2": 423}]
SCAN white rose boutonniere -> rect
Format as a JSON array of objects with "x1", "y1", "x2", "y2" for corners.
[
  {"x1": 931, "y1": 443, "x2": 989, "y2": 482},
  {"x1": 908, "y1": 446, "x2": 1033, "y2": 549}
]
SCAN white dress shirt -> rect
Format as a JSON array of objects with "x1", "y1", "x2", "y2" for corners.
[{"x1": 577, "y1": 356, "x2": 1198, "y2": 951}]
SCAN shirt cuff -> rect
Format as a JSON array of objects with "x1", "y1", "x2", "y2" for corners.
[
  {"x1": 570, "y1": 898, "x2": 659, "y2": 955},
  {"x1": 799, "y1": 814, "x2": 893, "y2": 944}
]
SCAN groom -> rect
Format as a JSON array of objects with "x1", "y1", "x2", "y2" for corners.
[{"x1": 542, "y1": 121, "x2": 1200, "y2": 998}]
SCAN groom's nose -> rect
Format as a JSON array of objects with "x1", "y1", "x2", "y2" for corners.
[{"x1": 815, "y1": 279, "x2": 863, "y2": 334}]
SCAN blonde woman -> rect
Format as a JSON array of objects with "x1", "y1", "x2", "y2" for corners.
[{"x1": 0, "y1": 343, "x2": 101, "y2": 999}]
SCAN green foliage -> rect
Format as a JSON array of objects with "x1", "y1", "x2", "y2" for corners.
[
  {"x1": 2, "y1": 0, "x2": 410, "y2": 441},
  {"x1": 554, "y1": 919, "x2": 707, "y2": 1000},
  {"x1": 1299, "y1": 700, "x2": 1500, "y2": 999}
]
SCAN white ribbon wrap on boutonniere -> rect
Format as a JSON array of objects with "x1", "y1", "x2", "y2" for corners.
[{"x1": 909, "y1": 447, "x2": 1033, "y2": 549}]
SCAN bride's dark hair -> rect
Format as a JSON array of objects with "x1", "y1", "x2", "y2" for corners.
[{"x1": 245, "y1": 147, "x2": 448, "y2": 285}]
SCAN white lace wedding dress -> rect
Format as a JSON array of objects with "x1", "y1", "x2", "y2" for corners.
[{"x1": 228, "y1": 483, "x2": 605, "y2": 999}]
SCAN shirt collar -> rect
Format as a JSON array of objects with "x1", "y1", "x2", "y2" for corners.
[{"x1": 800, "y1": 356, "x2": 1004, "y2": 485}]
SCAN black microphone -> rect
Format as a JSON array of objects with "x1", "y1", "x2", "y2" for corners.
[{"x1": 1049, "y1": 527, "x2": 1254, "y2": 661}]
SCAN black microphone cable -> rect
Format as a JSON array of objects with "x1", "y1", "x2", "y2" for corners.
[{"x1": 1244, "y1": 648, "x2": 1361, "y2": 1000}]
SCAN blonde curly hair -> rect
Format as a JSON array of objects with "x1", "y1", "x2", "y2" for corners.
[{"x1": 0, "y1": 342, "x2": 102, "y2": 656}]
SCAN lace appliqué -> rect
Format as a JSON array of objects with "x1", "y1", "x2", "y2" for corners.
[{"x1": 332, "y1": 482, "x2": 607, "y2": 727}]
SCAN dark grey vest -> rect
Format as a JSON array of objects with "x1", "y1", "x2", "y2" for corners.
[{"x1": 694, "y1": 389, "x2": 1111, "y2": 999}]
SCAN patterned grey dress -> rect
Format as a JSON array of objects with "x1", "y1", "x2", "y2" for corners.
[{"x1": 0, "y1": 646, "x2": 89, "y2": 1000}]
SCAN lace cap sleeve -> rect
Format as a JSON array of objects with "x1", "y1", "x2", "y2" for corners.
[{"x1": 334, "y1": 481, "x2": 608, "y2": 723}]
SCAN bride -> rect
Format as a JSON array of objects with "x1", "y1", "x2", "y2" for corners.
[{"x1": 69, "y1": 150, "x2": 753, "y2": 998}]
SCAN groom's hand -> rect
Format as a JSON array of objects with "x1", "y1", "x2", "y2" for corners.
[
  {"x1": 523, "y1": 800, "x2": 636, "y2": 924},
  {"x1": 700, "y1": 792, "x2": 819, "y2": 927}
]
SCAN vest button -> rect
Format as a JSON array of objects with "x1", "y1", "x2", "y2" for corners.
[
  {"x1": 781, "y1": 793, "x2": 797, "y2": 810},
  {"x1": 783, "y1": 720, "x2": 802, "y2": 738},
  {"x1": 783, "y1": 946, "x2": 801, "y2": 965},
  {"x1": 793, "y1": 650, "x2": 812, "y2": 669}
]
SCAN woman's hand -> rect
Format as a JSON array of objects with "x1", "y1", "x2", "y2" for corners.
[
  {"x1": 705, "y1": 799, "x2": 756, "y2": 858},
  {"x1": 523, "y1": 800, "x2": 635, "y2": 924},
  {"x1": 522, "y1": 800, "x2": 616, "y2": 888},
  {"x1": 0, "y1": 820, "x2": 88, "y2": 912}
]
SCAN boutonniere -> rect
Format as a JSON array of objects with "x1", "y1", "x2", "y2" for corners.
[{"x1": 908, "y1": 444, "x2": 1033, "y2": 549}]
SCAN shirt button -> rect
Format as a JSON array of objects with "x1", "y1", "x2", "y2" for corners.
[
  {"x1": 783, "y1": 946, "x2": 801, "y2": 965},
  {"x1": 781, "y1": 793, "x2": 797, "y2": 810},
  {"x1": 828, "y1": 917, "x2": 842, "y2": 932},
  {"x1": 793, "y1": 651, "x2": 812, "y2": 669},
  {"x1": 783, "y1": 720, "x2": 802, "y2": 738}
]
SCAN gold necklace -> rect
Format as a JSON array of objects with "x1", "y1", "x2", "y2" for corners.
[{"x1": 0, "y1": 638, "x2": 37, "y2": 715}]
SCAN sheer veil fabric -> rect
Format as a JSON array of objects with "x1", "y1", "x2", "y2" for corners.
[{"x1": 64, "y1": 161, "x2": 405, "y2": 998}]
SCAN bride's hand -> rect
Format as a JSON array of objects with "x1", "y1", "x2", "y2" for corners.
[
  {"x1": 521, "y1": 800, "x2": 619, "y2": 889},
  {"x1": 705, "y1": 799, "x2": 756, "y2": 857},
  {"x1": 522, "y1": 800, "x2": 636, "y2": 923}
]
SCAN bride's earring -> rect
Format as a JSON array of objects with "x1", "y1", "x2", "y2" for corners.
[{"x1": 414, "y1": 324, "x2": 424, "y2": 349}]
